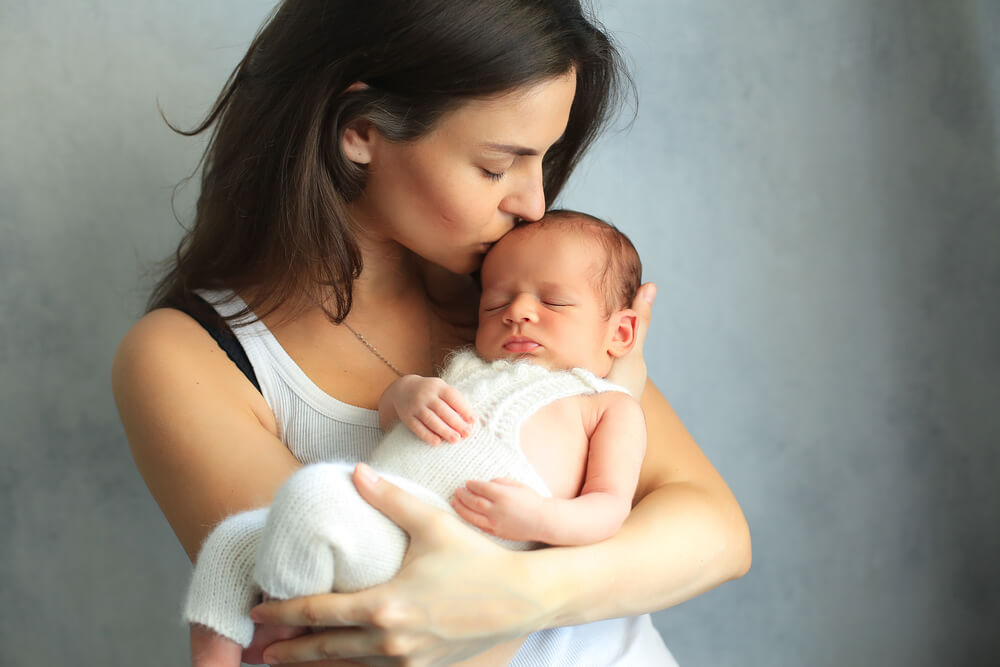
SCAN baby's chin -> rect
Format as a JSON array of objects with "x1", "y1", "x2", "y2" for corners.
[
  {"x1": 477, "y1": 345, "x2": 554, "y2": 369},
  {"x1": 475, "y1": 346, "x2": 607, "y2": 376}
]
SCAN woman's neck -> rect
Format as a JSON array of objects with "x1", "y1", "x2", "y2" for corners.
[{"x1": 346, "y1": 227, "x2": 427, "y2": 318}]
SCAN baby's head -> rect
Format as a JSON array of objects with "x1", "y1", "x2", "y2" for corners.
[{"x1": 475, "y1": 210, "x2": 642, "y2": 378}]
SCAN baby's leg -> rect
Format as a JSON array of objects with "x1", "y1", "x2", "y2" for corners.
[
  {"x1": 189, "y1": 623, "x2": 242, "y2": 667},
  {"x1": 184, "y1": 508, "x2": 269, "y2": 648},
  {"x1": 254, "y1": 462, "x2": 410, "y2": 595},
  {"x1": 254, "y1": 462, "x2": 450, "y2": 596}
]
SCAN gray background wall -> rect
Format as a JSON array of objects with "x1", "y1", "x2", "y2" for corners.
[{"x1": 2, "y1": 1, "x2": 997, "y2": 665}]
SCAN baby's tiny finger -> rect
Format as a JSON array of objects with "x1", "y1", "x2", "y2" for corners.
[
  {"x1": 450, "y1": 496, "x2": 492, "y2": 533},
  {"x1": 464, "y1": 479, "x2": 502, "y2": 499},
  {"x1": 454, "y1": 486, "x2": 493, "y2": 513},
  {"x1": 417, "y1": 407, "x2": 462, "y2": 443},
  {"x1": 442, "y1": 386, "x2": 476, "y2": 424},
  {"x1": 405, "y1": 416, "x2": 441, "y2": 446},
  {"x1": 432, "y1": 400, "x2": 472, "y2": 438}
]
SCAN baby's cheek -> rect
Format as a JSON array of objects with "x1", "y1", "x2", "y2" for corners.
[{"x1": 473, "y1": 328, "x2": 498, "y2": 361}]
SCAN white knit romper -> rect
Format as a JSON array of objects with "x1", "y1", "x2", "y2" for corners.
[
  {"x1": 185, "y1": 349, "x2": 628, "y2": 647},
  {"x1": 183, "y1": 290, "x2": 678, "y2": 666}
]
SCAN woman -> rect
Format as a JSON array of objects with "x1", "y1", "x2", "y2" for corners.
[{"x1": 113, "y1": 1, "x2": 752, "y2": 665}]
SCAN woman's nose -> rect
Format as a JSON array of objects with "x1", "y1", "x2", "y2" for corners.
[
  {"x1": 503, "y1": 294, "x2": 539, "y2": 324},
  {"x1": 499, "y1": 162, "x2": 546, "y2": 222}
]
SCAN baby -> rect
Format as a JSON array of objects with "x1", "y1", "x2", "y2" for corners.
[{"x1": 185, "y1": 210, "x2": 647, "y2": 666}]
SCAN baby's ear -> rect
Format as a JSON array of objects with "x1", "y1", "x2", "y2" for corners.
[{"x1": 607, "y1": 308, "x2": 638, "y2": 358}]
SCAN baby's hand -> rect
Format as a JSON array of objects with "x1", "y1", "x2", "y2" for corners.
[
  {"x1": 385, "y1": 375, "x2": 475, "y2": 445},
  {"x1": 451, "y1": 478, "x2": 545, "y2": 543}
]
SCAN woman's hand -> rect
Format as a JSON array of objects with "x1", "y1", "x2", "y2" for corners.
[
  {"x1": 607, "y1": 282, "x2": 656, "y2": 397},
  {"x1": 249, "y1": 464, "x2": 542, "y2": 666}
]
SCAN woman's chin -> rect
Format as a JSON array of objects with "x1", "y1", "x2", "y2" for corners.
[{"x1": 439, "y1": 253, "x2": 486, "y2": 276}]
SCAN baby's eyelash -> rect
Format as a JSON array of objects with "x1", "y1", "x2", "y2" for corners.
[{"x1": 481, "y1": 168, "x2": 506, "y2": 182}]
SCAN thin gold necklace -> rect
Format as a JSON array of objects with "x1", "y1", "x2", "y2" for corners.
[
  {"x1": 342, "y1": 321, "x2": 405, "y2": 377},
  {"x1": 341, "y1": 300, "x2": 436, "y2": 378}
]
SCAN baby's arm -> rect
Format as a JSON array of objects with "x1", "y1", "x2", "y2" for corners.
[
  {"x1": 452, "y1": 392, "x2": 647, "y2": 546},
  {"x1": 378, "y1": 374, "x2": 475, "y2": 445}
]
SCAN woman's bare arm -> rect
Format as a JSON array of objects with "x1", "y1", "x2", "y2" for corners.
[
  {"x1": 112, "y1": 308, "x2": 303, "y2": 560},
  {"x1": 531, "y1": 379, "x2": 751, "y2": 624},
  {"x1": 116, "y1": 309, "x2": 397, "y2": 666}
]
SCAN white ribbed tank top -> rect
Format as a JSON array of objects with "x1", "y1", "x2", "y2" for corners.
[{"x1": 198, "y1": 290, "x2": 678, "y2": 667}]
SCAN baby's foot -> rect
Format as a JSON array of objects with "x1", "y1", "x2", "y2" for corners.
[
  {"x1": 189, "y1": 623, "x2": 243, "y2": 667},
  {"x1": 240, "y1": 622, "x2": 309, "y2": 664}
]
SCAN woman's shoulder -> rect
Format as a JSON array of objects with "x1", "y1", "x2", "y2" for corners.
[
  {"x1": 112, "y1": 308, "x2": 293, "y2": 557},
  {"x1": 114, "y1": 308, "x2": 206, "y2": 373},
  {"x1": 112, "y1": 308, "x2": 272, "y2": 426},
  {"x1": 114, "y1": 308, "x2": 223, "y2": 377}
]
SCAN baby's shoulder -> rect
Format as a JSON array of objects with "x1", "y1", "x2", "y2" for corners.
[{"x1": 578, "y1": 388, "x2": 642, "y2": 432}]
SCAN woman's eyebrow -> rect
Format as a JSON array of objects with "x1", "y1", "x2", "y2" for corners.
[{"x1": 481, "y1": 142, "x2": 538, "y2": 156}]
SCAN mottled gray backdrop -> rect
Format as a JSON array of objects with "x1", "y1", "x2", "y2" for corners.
[{"x1": 2, "y1": 1, "x2": 998, "y2": 665}]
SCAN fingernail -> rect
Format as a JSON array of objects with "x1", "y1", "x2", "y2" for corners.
[
  {"x1": 357, "y1": 463, "x2": 380, "y2": 484},
  {"x1": 262, "y1": 654, "x2": 278, "y2": 664},
  {"x1": 644, "y1": 284, "x2": 657, "y2": 305}
]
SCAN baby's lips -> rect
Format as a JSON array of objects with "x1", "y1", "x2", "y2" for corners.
[{"x1": 502, "y1": 336, "x2": 541, "y2": 353}]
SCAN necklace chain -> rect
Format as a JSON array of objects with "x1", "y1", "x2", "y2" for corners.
[{"x1": 342, "y1": 321, "x2": 406, "y2": 377}]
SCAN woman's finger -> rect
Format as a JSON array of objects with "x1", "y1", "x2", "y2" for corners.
[
  {"x1": 241, "y1": 623, "x2": 309, "y2": 663},
  {"x1": 260, "y1": 625, "x2": 412, "y2": 665},
  {"x1": 251, "y1": 590, "x2": 377, "y2": 628},
  {"x1": 352, "y1": 463, "x2": 455, "y2": 539}
]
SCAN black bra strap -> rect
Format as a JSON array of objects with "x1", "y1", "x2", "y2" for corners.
[{"x1": 169, "y1": 293, "x2": 261, "y2": 393}]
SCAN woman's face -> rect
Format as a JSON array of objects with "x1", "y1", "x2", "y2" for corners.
[{"x1": 347, "y1": 70, "x2": 577, "y2": 274}]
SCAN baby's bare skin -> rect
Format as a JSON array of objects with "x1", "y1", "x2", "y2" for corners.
[{"x1": 518, "y1": 393, "x2": 595, "y2": 499}]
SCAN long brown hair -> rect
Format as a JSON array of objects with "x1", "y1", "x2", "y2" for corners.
[{"x1": 149, "y1": 0, "x2": 631, "y2": 325}]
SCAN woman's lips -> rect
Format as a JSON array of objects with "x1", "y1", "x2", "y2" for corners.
[{"x1": 502, "y1": 337, "x2": 540, "y2": 353}]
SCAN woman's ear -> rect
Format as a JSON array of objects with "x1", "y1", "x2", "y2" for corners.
[
  {"x1": 341, "y1": 81, "x2": 374, "y2": 165},
  {"x1": 607, "y1": 308, "x2": 638, "y2": 358},
  {"x1": 342, "y1": 117, "x2": 375, "y2": 165}
]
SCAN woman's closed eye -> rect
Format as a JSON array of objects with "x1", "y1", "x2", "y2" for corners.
[{"x1": 481, "y1": 168, "x2": 506, "y2": 182}]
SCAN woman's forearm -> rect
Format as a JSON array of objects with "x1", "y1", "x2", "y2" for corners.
[
  {"x1": 527, "y1": 479, "x2": 751, "y2": 628},
  {"x1": 522, "y1": 378, "x2": 752, "y2": 628}
]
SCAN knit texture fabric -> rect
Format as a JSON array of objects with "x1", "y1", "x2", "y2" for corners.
[
  {"x1": 182, "y1": 508, "x2": 268, "y2": 647},
  {"x1": 183, "y1": 350, "x2": 626, "y2": 647}
]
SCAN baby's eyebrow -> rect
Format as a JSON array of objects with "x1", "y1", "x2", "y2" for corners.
[{"x1": 538, "y1": 281, "x2": 575, "y2": 293}]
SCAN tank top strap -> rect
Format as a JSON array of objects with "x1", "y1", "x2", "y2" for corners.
[{"x1": 168, "y1": 291, "x2": 260, "y2": 392}]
